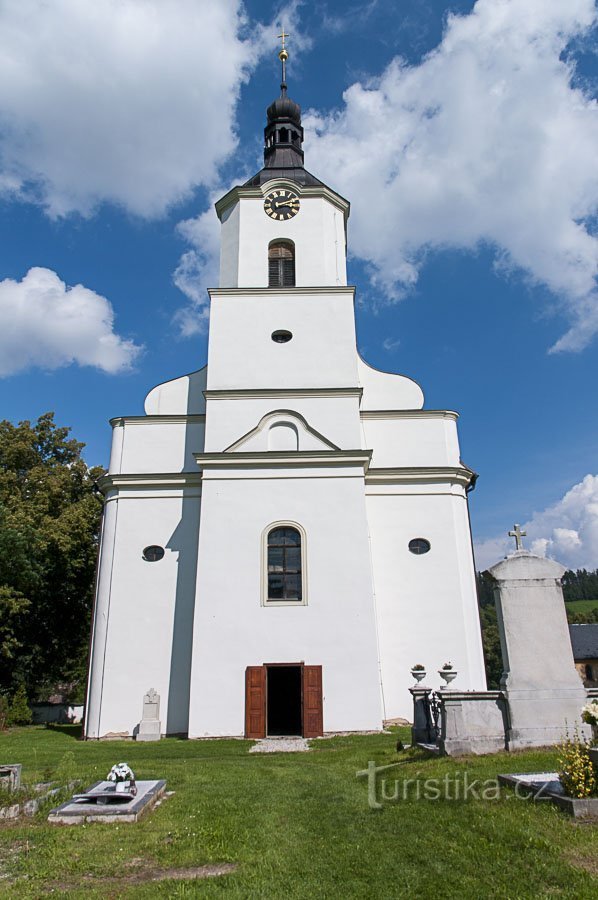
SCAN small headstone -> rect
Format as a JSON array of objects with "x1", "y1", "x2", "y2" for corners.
[
  {"x1": 136, "y1": 688, "x2": 161, "y2": 742},
  {"x1": 0, "y1": 764, "x2": 22, "y2": 792}
]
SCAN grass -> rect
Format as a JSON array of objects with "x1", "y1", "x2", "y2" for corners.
[
  {"x1": 0, "y1": 726, "x2": 597, "y2": 897},
  {"x1": 566, "y1": 599, "x2": 598, "y2": 616}
]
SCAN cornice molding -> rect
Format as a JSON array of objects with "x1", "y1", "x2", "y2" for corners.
[
  {"x1": 365, "y1": 465, "x2": 475, "y2": 486},
  {"x1": 110, "y1": 415, "x2": 206, "y2": 427},
  {"x1": 204, "y1": 387, "x2": 362, "y2": 401},
  {"x1": 360, "y1": 410, "x2": 459, "y2": 421},
  {"x1": 215, "y1": 181, "x2": 350, "y2": 219},
  {"x1": 194, "y1": 449, "x2": 372, "y2": 472},
  {"x1": 98, "y1": 472, "x2": 202, "y2": 492},
  {"x1": 208, "y1": 286, "x2": 355, "y2": 299}
]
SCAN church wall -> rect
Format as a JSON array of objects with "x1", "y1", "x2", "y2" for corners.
[
  {"x1": 358, "y1": 357, "x2": 425, "y2": 410},
  {"x1": 203, "y1": 395, "x2": 362, "y2": 452},
  {"x1": 206, "y1": 289, "x2": 358, "y2": 391},
  {"x1": 86, "y1": 487, "x2": 201, "y2": 737},
  {"x1": 366, "y1": 487, "x2": 487, "y2": 720},
  {"x1": 219, "y1": 202, "x2": 240, "y2": 288},
  {"x1": 361, "y1": 414, "x2": 462, "y2": 469},
  {"x1": 220, "y1": 194, "x2": 346, "y2": 288},
  {"x1": 144, "y1": 368, "x2": 207, "y2": 416},
  {"x1": 187, "y1": 466, "x2": 383, "y2": 737},
  {"x1": 108, "y1": 419, "x2": 206, "y2": 474}
]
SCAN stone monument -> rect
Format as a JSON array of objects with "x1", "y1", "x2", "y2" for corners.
[
  {"x1": 489, "y1": 526, "x2": 590, "y2": 749},
  {"x1": 136, "y1": 688, "x2": 161, "y2": 742}
]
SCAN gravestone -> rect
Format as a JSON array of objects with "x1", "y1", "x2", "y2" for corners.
[
  {"x1": 489, "y1": 542, "x2": 590, "y2": 749},
  {"x1": 0, "y1": 764, "x2": 22, "y2": 792},
  {"x1": 136, "y1": 688, "x2": 161, "y2": 742}
]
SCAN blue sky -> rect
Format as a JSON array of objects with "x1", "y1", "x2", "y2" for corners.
[{"x1": 0, "y1": 0, "x2": 597, "y2": 570}]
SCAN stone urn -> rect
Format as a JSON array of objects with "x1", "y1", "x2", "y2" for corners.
[
  {"x1": 410, "y1": 668, "x2": 426, "y2": 684},
  {"x1": 439, "y1": 667, "x2": 457, "y2": 686}
]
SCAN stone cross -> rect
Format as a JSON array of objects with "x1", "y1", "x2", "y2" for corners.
[{"x1": 508, "y1": 523, "x2": 527, "y2": 551}]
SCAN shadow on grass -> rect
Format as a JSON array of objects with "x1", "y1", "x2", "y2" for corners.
[{"x1": 45, "y1": 723, "x2": 83, "y2": 740}]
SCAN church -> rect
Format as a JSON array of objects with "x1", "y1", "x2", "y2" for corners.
[{"x1": 84, "y1": 44, "x2": 487, "y2": 740}]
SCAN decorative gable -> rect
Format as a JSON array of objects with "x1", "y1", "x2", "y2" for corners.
[{"x1": 224, "y1": 410, "x2": 340, "y2": 453}]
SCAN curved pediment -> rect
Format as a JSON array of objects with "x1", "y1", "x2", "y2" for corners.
[{"x1": 224, "y1": 410, "x2": 340, "y2": 453}]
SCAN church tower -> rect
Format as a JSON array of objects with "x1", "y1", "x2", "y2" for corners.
[{"x1": 84, "y1": 40, "x2": 487, "y2": 741}]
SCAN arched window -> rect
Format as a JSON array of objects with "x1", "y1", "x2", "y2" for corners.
[
  {"x1": 585, "y1": 663, "x2": 593, "y2": 682},
  {"x1": 267, "y1": 526, "x2": 302, "y2": 602},
  {"x1": 269, "y1": 240, "x2": 295, "y2": 287}
]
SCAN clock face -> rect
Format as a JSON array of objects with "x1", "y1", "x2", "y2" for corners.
[{"x1": 264, "y1": 189, "x2": 300, "y2": 221}]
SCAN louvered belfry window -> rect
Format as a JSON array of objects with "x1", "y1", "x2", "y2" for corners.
[{"x1": 268, "y1": 241, "x2": 295, "y2": 287}]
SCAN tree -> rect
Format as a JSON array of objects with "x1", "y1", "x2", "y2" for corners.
[
  {"x1": 0, "y1": 413, "x2": 103, "y2": 703},
  {"x1": 476, "y1": 571, "x2": 503, "y2": 689}
]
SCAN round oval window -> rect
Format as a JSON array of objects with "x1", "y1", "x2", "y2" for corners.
[
  {"x1": 271, "y1": 330, "x2": 293, "y2": 343},
  {"x1": 408, "y1": 538, "x2": 431, "y2": 555},
  {"x1": 143, "y1": 545, "x2": 165, "y2": 562}
]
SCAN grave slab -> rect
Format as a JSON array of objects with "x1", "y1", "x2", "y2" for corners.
[
  {"x1": 48, "y1": 779, "x2": 166, "y2": 825},
  {"x1": 498, "y1": 772, "x2": 598, "y2": 818}
]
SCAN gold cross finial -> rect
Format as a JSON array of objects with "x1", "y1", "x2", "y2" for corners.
[{"x1": 278, "y1": 27, "x2": 289, "y2": 65}]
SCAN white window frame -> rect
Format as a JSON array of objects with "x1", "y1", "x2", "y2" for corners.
[{"x1": 261, "y1": 520, "x2": 308, "y2": 607}]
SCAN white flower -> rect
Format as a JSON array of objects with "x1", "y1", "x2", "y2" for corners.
[
  {"x1": 581, "y1": 701, "x2": 598, "y2": 726},
  {"x1": 107, "y1": 762, "x2": 135, "y2": 783}
]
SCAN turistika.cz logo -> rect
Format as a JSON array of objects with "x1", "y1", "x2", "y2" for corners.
[{"x1": 356, "y1": 761, "x2": 549, "y2": 809}]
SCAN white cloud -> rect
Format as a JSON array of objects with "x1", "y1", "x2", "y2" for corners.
[
  {"x1": 475, "y1": 474, "x2": 598, "y2": 570},
  {"x1": 172, "y1": 201, "x2": 222, "y2": 335},
  {"x1": 0, "y1": 0, "x2": 266, "y2": 218},
  {"x1": 304, "y1": 0, "x2": 598, "y2": 351},
  {"x1": 0, "y1": 267, "x2": 141, "y2": 376},
  {"x1": 383, "y1": 336, "x2": 401, "y2": 351}
]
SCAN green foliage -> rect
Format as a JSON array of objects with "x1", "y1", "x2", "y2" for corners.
[
  {"x1": 7, "y1": 685, "x2": 32, "y2": 726},
  {"x1": 476, "y1": 572, "x2": 503, "y2": 689},
  {"x1": 562, "y1": 568, "x2": 598, "y2": 602},
  {"x1": 566, "y1": 601, "x2": 598, "y2": 624},
  {"x1": 0, "y1": 694, "x2": 8, "y2": 731},
  {"x1": 558, "y1": 732, "x2": 598, "y2": 798},
  {"x1": 0, "y1": 412, "x2": 103, "y2": 701}
]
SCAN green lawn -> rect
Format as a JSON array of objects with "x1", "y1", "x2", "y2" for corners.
[
  {"x1": 0, "y1": 726, "x2": 597, "y2": 898},
  {"x1": 566, "y1": 599, "x2": 598, "y2": 616}
]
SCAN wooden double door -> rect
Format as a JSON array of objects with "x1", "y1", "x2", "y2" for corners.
[{"x1": 245, "y1": 663, "x2": 323, "y2": 738}]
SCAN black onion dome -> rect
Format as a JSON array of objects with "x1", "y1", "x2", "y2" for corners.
[{"x1": 267, "y1": 90, "x2": 301, "y2": 126}]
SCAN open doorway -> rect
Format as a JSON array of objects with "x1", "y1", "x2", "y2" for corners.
[
  {"x1": 245, "y1": 664, "x2": 323, "y2": 738},
  {"x1": 266, "y1": 665, "x2": 302, "y2": 736}
]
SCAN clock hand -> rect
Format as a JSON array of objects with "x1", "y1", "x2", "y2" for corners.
[{"x1": 274, "y1": 200, "x2": 299, "y2": 208}]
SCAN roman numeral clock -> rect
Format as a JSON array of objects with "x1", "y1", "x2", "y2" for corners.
[{"x1": 264, "y1": 189, "x2": 300, "y2": 221}]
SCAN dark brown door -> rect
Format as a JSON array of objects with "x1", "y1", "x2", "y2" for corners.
[
  {"x1": 245, "y1": 666, "x2": 266, "y2": 738},
  {"x1": 302, "y1": 665, "x2": 323, "y2": 737}
]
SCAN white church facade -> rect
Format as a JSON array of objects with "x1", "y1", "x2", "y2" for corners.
[{"x1": 85, "y1": 59, "x2": 487, "y2": 740}]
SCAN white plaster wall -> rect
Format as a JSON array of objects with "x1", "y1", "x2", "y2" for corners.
[
  {"x1": 144, "y1": 368, "x2": 207, "y2": 415},
  {"x1": 206, "y1": 289, "x2": 358, "y2": 390},
  {"x1": 366, "y1": 487, "x2": 487, "y2": 721},
  {"x1": 109, "y1": 421, "x2": 206, "y2": 474},
  {"x1": 91, "y1": 488, "x2": 201, "y2": 737},
  {"x1": 220, "y1": 193, "x2": 347, "y2": 288},
  {"x1": 219, "y1": 203, "x2": 240, "y2": 287},
  {"x1": 358, "y1": 357, "x2": 424, "y2": 410},
  {"x1": 188, "y1": 467, "x2": 383, "y2": 737},
  {"x1": 361, "y1": 415, "x2": 462, "y2": 469},
  {"x1": 204, "y1": 396, "x2": 363, "y2": 452}
]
